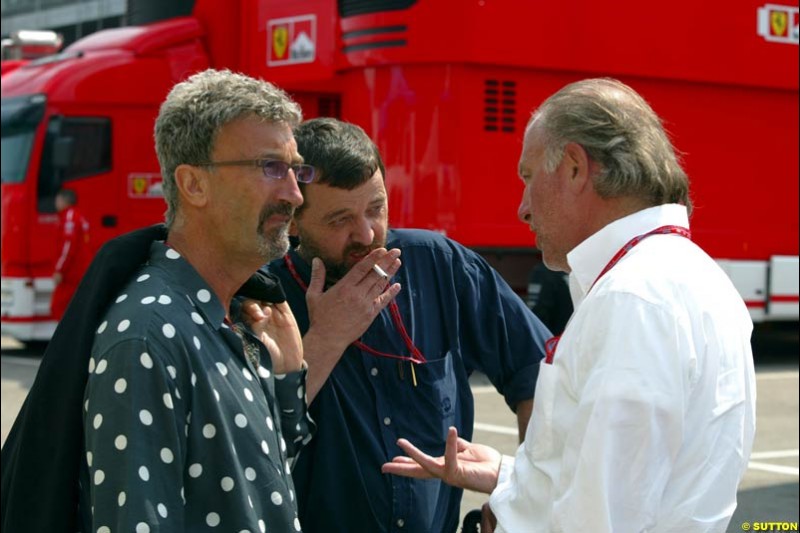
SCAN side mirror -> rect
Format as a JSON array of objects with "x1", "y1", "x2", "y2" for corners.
[{"x1": 52, "y1": 136, "x2": 73, "y2": 169}]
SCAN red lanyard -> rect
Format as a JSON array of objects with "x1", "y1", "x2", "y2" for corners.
[
  {"x1": 589, "y1": 225, "x2": 691, "y2": 292},
  {"x1": 283, "y1": 254, "x2": 427, "y2": 364},
  {"x1": 544, "y1": 224, "x2": 691, "y2": 364}
]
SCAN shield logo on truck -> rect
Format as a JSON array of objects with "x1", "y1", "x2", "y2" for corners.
[
  {"x1": 771, "y1": 10, "x2": 788, "y2": 36},
  {"x1": 757, "y1": 4, "x2": 799, "y2": 44},
  {"x1": 273, "y1": 26, "x2": 289, "y2": 59}
]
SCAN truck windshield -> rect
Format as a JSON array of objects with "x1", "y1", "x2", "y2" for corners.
[{"x1": 1, "y1": 94, "x2": 45, "y2": 184}]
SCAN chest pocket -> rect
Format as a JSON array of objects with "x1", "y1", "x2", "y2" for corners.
[{"x1": 392, "y1": 352, "x2": 459, "y2": 447}]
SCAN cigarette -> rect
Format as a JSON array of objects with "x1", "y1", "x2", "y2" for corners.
[{"x1": 372, "y1": 264, "x2": 389, "y2": 279}]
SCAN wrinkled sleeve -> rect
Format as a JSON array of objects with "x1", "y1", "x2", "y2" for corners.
[
  {"x1": 83, "y1": 338, "x2": 187, "y2": 531},
  {"x1": 455, "y1": 252, "x2": 551, "y2": 410}
]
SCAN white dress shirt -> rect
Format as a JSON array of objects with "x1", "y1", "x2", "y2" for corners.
[{"x1": 490, "y1": 204, "x2": 756, "y2": 533}]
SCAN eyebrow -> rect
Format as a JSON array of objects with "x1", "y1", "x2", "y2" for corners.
[
  {"x1": 259, "y1": 151, "x2": 305, "y2": 165},
  {"x1": 322, "y1": 208, "x2": 352, "y2": 223},
  {"x1": 368, "y1": 196, "x2": 387, "y2": 208},
  {"x1": 321, "y1": 196, "x2": 386, "y2": 223}
]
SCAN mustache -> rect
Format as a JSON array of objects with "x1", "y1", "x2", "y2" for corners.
[
  {"x1": 258, "y1": 202, "x2": 295, "y2": 227},
  {"x1": 343, "y1": 241, "x2": 381, "y2": 258}
]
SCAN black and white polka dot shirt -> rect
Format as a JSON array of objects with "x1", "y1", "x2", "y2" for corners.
[{"x1": 78, "y1": 242, "x2": 313, "y2": 532}]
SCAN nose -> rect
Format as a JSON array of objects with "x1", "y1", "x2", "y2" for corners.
[
  {"x1": 277, "y1": 168, "x2": 304, "y2": 208},
  {"x1": 517, "y1": 187, "x2": 532, "y2": 224},
  {"x1": 352, "y1": 216, "x2": 375, "y2": 246}
]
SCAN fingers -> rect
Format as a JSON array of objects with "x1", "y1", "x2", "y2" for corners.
[
  {"x1": 348, "y1": 248, "x2": 388, "y2": 280},
  {"x1": 349, "y1": 248, "x2": 401, "y2": 286},
  {"x1": 374, "y1": 283, "x2": 402, "y2": 309},
  {"x1": 381, "y1": 459, "x2": 434, "y2": 479},
  {"x1": 443, "y1": 427, "x2": 459, "y2": 481},
  {"x1": 395, "y1": 438, "x2": 444, "y2": 479},
  {"x1": 367, "y1": 255, "x2": 401, "y2": 294},
  {"x1": 389, "y1": 456, "x2": 419, "y2": 464},
  {"x1": 307, "y1": 257, "x2": 326, "y2": 296},
  {"x1": 457, "y1": 437, "x2": 472, "y2": 452},
  {"x1": 269, "y1": 301, "x2": 293, "y2": 320},
  {"x1": 377, "y1": 249, "x2": 402, "y2": 276},
  {"x1": 240, "y1": 299, "x2": 266, "y2": 321}
]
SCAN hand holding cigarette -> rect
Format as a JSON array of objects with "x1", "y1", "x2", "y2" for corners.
[{"x1": 372, "y1": 263, "x2": 390, "y2": 280}]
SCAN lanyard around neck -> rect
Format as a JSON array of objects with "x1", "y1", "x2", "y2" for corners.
[
  {"x1": 283, "y1": 254, "x2": 427, "y2": 364},
  {"x1": 545, "y1": 224, "x2": 690, "y2": 365},
  {"x1": 589, "y1": 224, "x2": 691, "y2": 293}
]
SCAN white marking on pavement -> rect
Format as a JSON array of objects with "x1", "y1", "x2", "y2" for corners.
[
  {"x1": 473, "y1": 422, "x2": 517, "y2": 436},
  {"x1": 750, "y1": 449, "x2": 799, "y2": 460},
  {"x1": 1, "y1": 356, "x2": 42, "y2": 368},
  {"x1": 748, "y1": 461, "x2": 799, "y2": 476},
  {"x1": 756, "y1": 371, "x2": 799, "y2": 380}
]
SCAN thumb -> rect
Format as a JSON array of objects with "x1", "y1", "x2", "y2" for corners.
[{"x1": 308, "y1": 257, "x2": 326, "y2": 296}]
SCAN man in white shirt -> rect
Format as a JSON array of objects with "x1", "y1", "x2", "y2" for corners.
[{"x1": 382, "y1": 78, "x2": 756, "y2": 533}]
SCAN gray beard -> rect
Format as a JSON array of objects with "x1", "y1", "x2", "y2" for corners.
[{"x1": 258, "y1": 224, "x2": 291, "y2": 263}]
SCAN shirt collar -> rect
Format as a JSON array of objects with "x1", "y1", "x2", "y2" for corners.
[
  {"x1": 566, "y1": 204, "x2": 690, "y2": 301},
  {"x1": 148, "y1": 241, "x2": 227, "y2": 329}
]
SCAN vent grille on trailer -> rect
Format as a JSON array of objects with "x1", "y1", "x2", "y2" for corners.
[
  {"x1": 339, "y1": 0, "x2": 417, "y2": 17},
  {"x1": 483, "y1": 79, "x2": 517, "y2": 134}
]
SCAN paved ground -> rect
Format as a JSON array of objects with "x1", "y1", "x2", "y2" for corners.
[{"x1": 2, "y1": 324, "x2": 798, "y2": 531}]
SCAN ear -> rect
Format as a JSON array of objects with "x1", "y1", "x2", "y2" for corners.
[
  {"x1": 561, "y1": 142, "x2": 592, "y2": 194},
  {"x1": 174, "y1": 164, "x2": 209, "y2": 208}
]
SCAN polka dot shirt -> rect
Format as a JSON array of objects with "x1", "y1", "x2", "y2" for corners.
[{"x1": 78, "y1": 242, "x2": 314, "y2": 532}]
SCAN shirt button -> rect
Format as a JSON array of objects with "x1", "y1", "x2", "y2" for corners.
[
  {"x1": 370, "y1": 368, "x2": 379, "y2": 377},
  {"x1": 383, "y1": 417, "x2": 391, "y2": 426},
  {"x1": 397, "y1": 519, "x2": 405, "y2": 527}
]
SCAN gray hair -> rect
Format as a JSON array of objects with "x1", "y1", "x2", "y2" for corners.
[
  {"x1": 529, "y1": 78, "x2": 691, "y2": 211},
  {"x1": 154, "y1": 69, "x2": 302, "y2": 227}
]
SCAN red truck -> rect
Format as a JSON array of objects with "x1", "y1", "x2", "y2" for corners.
[{"x1": 2, "y1": 0, "x2": 798, "y2": 341}]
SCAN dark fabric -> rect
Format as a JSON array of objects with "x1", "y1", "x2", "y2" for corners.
[
  {"x1": 267, "y1": 228, "x2": 550, "y2": 533},
  {"x1": 78, "y1": 241, "x2": 310, "y2": 531},
  {"x1": 526, "y1": 262, "x2": 573, "y2": 336},
  {"x1": 1, "y1": 224, "x2": 287, "y2": 533},
  {"x1": 1, "y1": 224, "x2": 167, "y2": 533},
  {"x1": 238, "y1": 269, "x2": 286, "y2": 304}
]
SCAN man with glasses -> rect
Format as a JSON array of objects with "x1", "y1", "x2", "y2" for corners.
[
  {"x1": 261, "y1": 118, "x2": 551, "y2": 533},
  {"x1": 75, "y1": 69, "x2": 315, "y2": 532}
]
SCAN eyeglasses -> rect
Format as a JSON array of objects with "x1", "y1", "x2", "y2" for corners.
[{"x1": 198, "y1": 159, "x2": 316, "y2": 184}]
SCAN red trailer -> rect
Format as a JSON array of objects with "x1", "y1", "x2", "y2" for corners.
[{"x1": 2, "y1": 0, "x2": 798, "y2": 341}]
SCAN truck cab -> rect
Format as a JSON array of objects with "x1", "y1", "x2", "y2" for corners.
[{"x1": 1, "y1": 18, "x2": 208, "y2": 340}]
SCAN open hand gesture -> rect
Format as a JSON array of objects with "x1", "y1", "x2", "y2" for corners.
[{"x1": 381, "y1": 427, "x2": 502, "y2": 495}]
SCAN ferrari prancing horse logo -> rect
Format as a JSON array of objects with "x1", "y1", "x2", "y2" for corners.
[
  {"x1": 273, "y1": 26, "x2": 288, "y2": 59},
  {"x1": 757, "y1": 4, "x2": 799, "y2": 44},
  {"x1": 771, "y1": 10, "x2": 788, "y2": 36}
]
